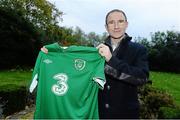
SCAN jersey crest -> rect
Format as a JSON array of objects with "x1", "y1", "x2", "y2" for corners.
[{"x1": 74, "y1": 59, "x2": 86, "y2": 71}]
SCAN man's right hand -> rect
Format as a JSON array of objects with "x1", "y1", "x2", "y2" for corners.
[{"x1": 41, "y1": 46, "x2": 48, "y2": 54}]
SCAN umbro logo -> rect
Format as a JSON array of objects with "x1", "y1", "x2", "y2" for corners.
[{"x1": 43, "y1": 59, "x2": 53, "y2": 64}]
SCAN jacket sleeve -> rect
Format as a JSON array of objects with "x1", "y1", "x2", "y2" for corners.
[{"x1": 106, "y1": 46, "x2": 149, "y2": 86}]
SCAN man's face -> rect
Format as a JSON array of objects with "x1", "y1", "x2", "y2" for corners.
[{"x1": 106, "y1": 11, "x2": 128, "y2": 39}]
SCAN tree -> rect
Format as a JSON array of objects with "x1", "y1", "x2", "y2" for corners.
[
  {"x1": 86, "y1": 32, "x2": 106, "y2": 47},
  {"x1": 0, "y1": 8, "x2": 40, "y2": 69},
  {"x1": 0, "y1": 0, "x2": 63, "y2": 69},
  {"x1": 134, "y1": 37, "x2": 151, "y2": 49},
  {"x1": 149, "y1": 31, "x2": 180, "y2": 72},
  {"x1": 0, "y1": 0, "x2": 63, "y2": 31}
]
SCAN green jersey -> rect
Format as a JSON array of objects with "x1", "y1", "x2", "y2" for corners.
[{"x1": 29, "y1": 43, "x2": 105, "y2": 119}]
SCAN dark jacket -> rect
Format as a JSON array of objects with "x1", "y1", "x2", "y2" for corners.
[{"x1": 98, "y1": 33, "x2": 149, "y2": 119}]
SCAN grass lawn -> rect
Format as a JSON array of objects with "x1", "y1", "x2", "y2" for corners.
[
  {"x1": 150, "y1": 71, "x2": 180, "y2": 106},
  {"x1": 0, "y1": 70, "x2": 32, "y2": 91}
]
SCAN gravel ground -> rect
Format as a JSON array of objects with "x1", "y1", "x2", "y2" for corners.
[{"x1": 5, "y1": 105, "x2": 35, "y2": 119}]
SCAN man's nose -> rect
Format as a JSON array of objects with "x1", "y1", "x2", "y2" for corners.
[{"x1": 114, "y1": 22, "x2": 120, "y2": 28}]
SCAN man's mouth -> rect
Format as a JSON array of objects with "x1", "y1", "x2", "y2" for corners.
[{"x1": 114, "y1": 30, "x2": 121, "y2": 32}]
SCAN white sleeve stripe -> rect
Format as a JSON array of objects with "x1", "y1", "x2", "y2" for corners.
[
  {"x1": 93, "y1": 77, "x2": 106, "y2": 89},
  {"x1": 29, "y1": 74, "x2": 38, "y2": 93}
]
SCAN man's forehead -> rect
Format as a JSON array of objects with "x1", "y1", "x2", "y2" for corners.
[{"x1": 107, "y1": 12, "x2": 125, "y2": 20}]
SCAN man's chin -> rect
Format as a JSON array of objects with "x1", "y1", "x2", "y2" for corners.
[{"x1": 110, "y1": 35, "x2": 123, "y2": 39}]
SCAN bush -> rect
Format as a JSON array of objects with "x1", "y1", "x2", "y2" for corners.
[
  {"x1": 139, "y1": 83, "x2": 176, "y2": 119},
  {"x1": 0, "y1": 86, "x2": 27, "y2": 117},
  {"x1": 158, "y1": 106, "x2": 180, "y2": 119}
]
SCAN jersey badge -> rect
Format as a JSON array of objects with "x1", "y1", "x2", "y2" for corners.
[{"x1": 74, "y1": 59, "x2": 86, "y2": 71}]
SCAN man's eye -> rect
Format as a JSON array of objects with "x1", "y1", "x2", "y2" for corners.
[
  {"x1": 119, "y1": 20, "x2": 125, "y2": 23},
  {"x1": 108, "y1": 21, "x2": 114, "y2": 24}
]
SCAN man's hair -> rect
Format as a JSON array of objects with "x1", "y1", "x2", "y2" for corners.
[{"x1": 105, "y1": 9, "x2": 127, "y2": 25}]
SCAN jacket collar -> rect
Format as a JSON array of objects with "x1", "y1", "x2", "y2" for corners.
[{"x1": 104, "y1": 33, "x2": 132, "y2": 51}]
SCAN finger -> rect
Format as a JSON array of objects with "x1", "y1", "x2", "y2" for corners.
[
  {"x1": 98, "y1": 50, "x2": 103, "y2": 56},
  {"x1": 100, "y1": 50, "x2": 104, "y2": 54},
  {"x1": 41, "y1": 48, "x2": 46, "y2": 53},
  {"x1": 96, "y1": 44, "x2": 104, "y2": 49},
  {"x1": 41, "y1": 46, "x2": 48, "y2": 54},
  {"x1": 43, "y1": 46, "x2": 48, "y2": 52},
  {"x1": 98, "y1": 48, "x2": 105, "y2": 56}
]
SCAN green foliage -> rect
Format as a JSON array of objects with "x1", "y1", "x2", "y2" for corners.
[
  {"x1": 0, "y1": 0, "x2": 109, "y2": 70},
  {"x1": 0, "y1": 0, "x2": 63, "y2": 31},
  {"x1": 0, "y1": 0, "x2": 64, "y2": 69},
  {"x1": 41, "y1": 26, "x2": 108, "y2": 47},
  {"x1": 0, "y1": 86, "x2": 27, "y2": 117},
  {"x1": 150, "y1": 31, "x2": 180, "y2": 72},
  {"x1": 158, "y1": 106, "x2": 180, "y2": 119},
  {"x1": 86, "y1": 32, "x2": 107, "y2": 47},
  {"x1": 136, "y1": 31, "x2": 180, "y2": 73},
  {"x1": 0, "y1": 8, "x2": 41, "y2": 69},
  {"x1": 139, "y1": 84, "x2": 175, "y2": 118},
  {"x1": 134, "y1": 37, "x2": 151, "y2": 49}
]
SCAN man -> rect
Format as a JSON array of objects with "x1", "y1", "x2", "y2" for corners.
[
  {"x1": 96, "y1": 9, "x2": 149, "y2": 119},
  {"x1": 41, "y1": 9, "x2": 149, "y2": 119}
]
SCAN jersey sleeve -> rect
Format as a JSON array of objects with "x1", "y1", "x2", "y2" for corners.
[
  {"x1": 93, "y1": 58, "x2": 106, "y2": 89},
  {"x1": 29, "y1": 51, "x2": 43, "y2": 93}
]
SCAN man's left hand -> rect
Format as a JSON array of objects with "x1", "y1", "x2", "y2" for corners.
[{"x1": 96, "y1": 44, "x2": 112, "y2": 62}]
